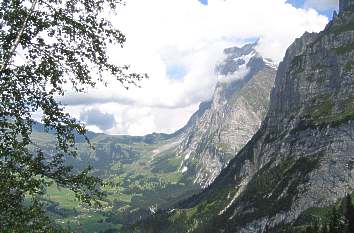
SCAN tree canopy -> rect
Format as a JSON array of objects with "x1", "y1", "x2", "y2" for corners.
[{"x1": 0, "y1": 0, "x2": 144, "y2": 231}]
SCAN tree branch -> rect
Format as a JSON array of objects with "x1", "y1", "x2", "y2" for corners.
[{"x1": 0, "y1": 0, "x2": 38, "y2": 71}]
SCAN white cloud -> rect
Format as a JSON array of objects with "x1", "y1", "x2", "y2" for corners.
[
  {"x1": 60, "y1": 0, "x2": 329, "y2": 136},
  {"x1": 65, "y1": 103, "x2": 198, "y2": 135}
]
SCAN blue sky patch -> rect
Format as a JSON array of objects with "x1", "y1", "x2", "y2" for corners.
[
  {"x1": 199, "y1": 0, "x2": 208, "y2": 5},
  {"x1": 286, "y1": 0, "x2": 335, "y2": 19},
  {"x1": 287, "y1": 0, "x2": 305, "y2": 8},
  {"x1": 199, "y1": 0, "x2": 334, "y2": 18},
  {"x1": 167, "y1": 65, "x2": 187, "y2": 80}
]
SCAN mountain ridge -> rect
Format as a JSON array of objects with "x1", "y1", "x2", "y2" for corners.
[
  {"x1": 128, "y1": 3, "x2": 354, "y2": 233},
  {"x1": 35, "y1": 43, "x2": 277, "y2": 232},
  {"x1": 175, "y1": 43, "x2": 276, "y2": 187}
]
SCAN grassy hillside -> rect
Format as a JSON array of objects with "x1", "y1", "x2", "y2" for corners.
[{"x1": 31, "y1": 129, "x2": 200, "y2": 232}]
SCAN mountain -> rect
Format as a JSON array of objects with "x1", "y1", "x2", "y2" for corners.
[
  {"x1": 129, "y1": 1, "x2": 354, "y2": 233},
  {"x1": 175, "y1": 43, "x2": 276, "y2": 188},
  {"x1": 33, "y1": 43, "x2": 276, "y2": 232}
]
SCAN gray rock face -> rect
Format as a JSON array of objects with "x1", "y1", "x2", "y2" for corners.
[
  {"x1": 178, "y1": 5, "x2": 354, "y2": 233},
  {"x1": 175, "y1": 43, "x2": 276, "y2": 188},
  {"x1": 128, "y1": 5, "x2": 354, "y2": 233},
  {"x1": 340, "y1": 0, "x2": 354, "y2": 13}
]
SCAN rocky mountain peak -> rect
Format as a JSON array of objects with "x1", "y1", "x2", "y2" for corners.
[
  {"x1": 175, "y1": 42, "x2": 276, "y2": 188},
  {"x1": 215, "y1": 42, "x2": 275, "y2": 78},
  {"x1": 213, "y1": 42, "x2": 275, "y2": 110}
]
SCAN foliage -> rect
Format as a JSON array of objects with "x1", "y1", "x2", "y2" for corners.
[
  {"x1": 0, "y1": 0, "x2": 145, "y2": 231},
  {"x1": 343, "y1": 194, "x2": 354, "y2": 233},
  {"x1": 335, "y1": 42, "x2": 354, "y2": 55},
  {"x1": 301, "y1": 193, "x2": 354, "y2": 233},
  {"x1": 300, "y1": 94, "x2": 354, "y2": 129},
  {"x1": 29, "y1": 129, "x2": 200, "y2": 231},
  {"x1": 344, "y1": 60, "x2": 354, "y2": 72},
  {"x1": 127, "y1": 155, "x2": 322, "y2": 233},
  {"x1": 329, "y1": 20, "x2": 354, "y2": 35}
]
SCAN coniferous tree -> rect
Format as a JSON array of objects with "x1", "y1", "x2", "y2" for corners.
[
  {"x1": 328, "y1": 206, "x2": 343, "y2": 233},
  {"x1": 320, "y1": 224, "x2": 328, "y2": 233},
  {"x1": 304, "y1": 221, "x2": 320, "y2": 233},
  {"x1": 312, "y1": 221, "x2": 320, "y2": 233},
  {"x1": 343, "y1": 194, "x2": 354, "y2": 233}
]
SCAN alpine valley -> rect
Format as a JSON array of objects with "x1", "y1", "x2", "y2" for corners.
[
  {"x1": 34, "y1": 42, "x2": 276, "y2": 232},
  {"x1": 34, "y1": 1, "x2": 354, "y2": 232},
  {"x1": 127, "y1": 0, "x2": 354, "y2": 232}
]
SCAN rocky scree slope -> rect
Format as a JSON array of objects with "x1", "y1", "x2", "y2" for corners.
[
  {"x1": 176, "y1": 43, "x2": 276, "y2": 188},
  {"x1": 129, "y1": 3, "x2": 354, "y2": 233}
]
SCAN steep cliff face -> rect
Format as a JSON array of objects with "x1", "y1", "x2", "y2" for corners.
[
  {"x1": 340, "y1": 0, "x2": 354, "y2": 13},
  {"x1": 175, "y1": 44, "x2": 276, "y2": 187},
  {"x1": 130, "y1": 5, "x2": 354, "y2": 233}
]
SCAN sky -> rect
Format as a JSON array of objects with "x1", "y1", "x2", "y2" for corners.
[
  {"x1": 288, "y1": 0, "x2": 338, "y2": 17},
  {"x1": 60, "y1": 0, "x2": 338, "y2": 136}
]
